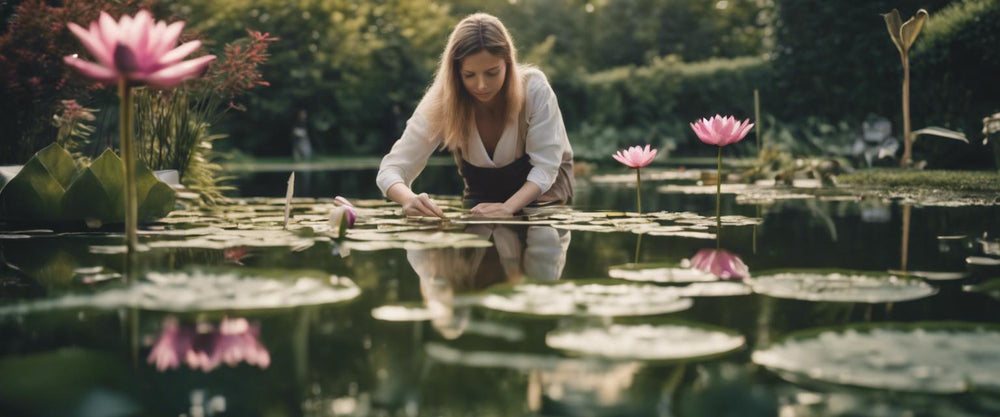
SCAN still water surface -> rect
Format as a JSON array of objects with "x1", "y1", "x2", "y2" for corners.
[{"x1": 1, "y1": 165, "x2": 998, "y2": 416}]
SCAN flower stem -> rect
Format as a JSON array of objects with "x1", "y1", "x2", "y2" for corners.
[
  {"x1": 716, "y1": 146, "x2": 722, "y2": 249},
  {"x1": 118, "y1": 79, "x2": 138, "y2": 257},
  {"x1": 635, "y1": 167, "x2": 642, "y2": 215},
  {"x1": 634, "y1": 233, "x2": 642, "y2": 264},
  {"x1": 900, "y1": 55, "x2": 912, "y2": 166}
]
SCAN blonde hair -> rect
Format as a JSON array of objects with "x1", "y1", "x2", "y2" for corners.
[{"x1": 425, "y1": 13, "x2": 525, "y2": 153}]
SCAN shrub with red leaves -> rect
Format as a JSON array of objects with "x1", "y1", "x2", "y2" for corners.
[{"x1": 0, "y1": 0, "x2": 156, "y2": 164}]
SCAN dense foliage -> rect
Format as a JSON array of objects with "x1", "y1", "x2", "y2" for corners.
[
  {"x1": 0, "y1": 0, "x2": 155, "y2": 164},
  {"x1": 2, "y1": 0, "x2": 996, "y2": 169},
  {"x1": 911, "y1": 0, "x2": 1000, "y2": 167}
]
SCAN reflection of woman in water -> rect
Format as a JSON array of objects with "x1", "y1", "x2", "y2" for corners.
[{"x1": 407, "y1": 226, "x2": 570, "y2": 338}]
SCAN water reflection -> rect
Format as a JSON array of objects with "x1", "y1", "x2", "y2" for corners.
[
  {"x1": 147, "y1": 316, "x2": 270, "y2": 372},
  {"x1": 688, "y1": 248, "x2": 749, "y2": 279},
  {"x1": 406, "y1": 225, "x2": 570, "y2": 338}
]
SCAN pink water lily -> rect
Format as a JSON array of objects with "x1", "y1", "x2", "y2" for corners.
[
  {"x1": 330, "y1": 204, "x2": 357, "y2": 238},
  {"x1": 691, "y1": 115, "x2": 754, "y2": 242},
  {"x1": 64, "y1": 10, "x2": 215, "y2": 88},
  {"x1": 690, "y1": 115, "x2": 754, "y2": 147},
  {"x1": 689, "y1": 248, "x2": 749, "y2": 280},
  {"x1": 613, "y1": 145, "x2": 658, "y2": 215},
  {"x1": 612, "y1": 145, "x2": 658, "y2": 168}
]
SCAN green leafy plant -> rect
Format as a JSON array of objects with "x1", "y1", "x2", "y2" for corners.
[
  {"x1": 132, "y1": 30, "x2": 277, "y2": 206},
  {"x1": 0, "y1": 143, "x2": 175, "y2": 225}
]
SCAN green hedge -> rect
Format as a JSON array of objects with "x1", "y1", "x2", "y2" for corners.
[
  {"x1": 911, "y1": 0, "x2": 1000, "y2": 164},
  {"x1": 568, "y1": 56, "x2": 771, "y2": 160}
]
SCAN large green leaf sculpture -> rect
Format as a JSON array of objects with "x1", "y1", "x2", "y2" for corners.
[{"x1": 0, "y1": 143, "x2": 175, "y2": 224}]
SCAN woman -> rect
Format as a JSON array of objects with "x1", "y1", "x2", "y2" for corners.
[{"x1": 376, "y1": 13, "x2": 574, "y2": 218}]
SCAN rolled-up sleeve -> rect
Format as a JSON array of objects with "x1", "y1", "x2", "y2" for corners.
[
  {"x1": 523, "y1": 71, "x2": 569, "y2": 194},
  {"x1": 376, "y1": 103, "x2": 442, "y2": 197}
]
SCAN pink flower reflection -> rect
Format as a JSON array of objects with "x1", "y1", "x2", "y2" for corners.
[
  {"x1": 689, "y1": 248, "x2": 749, "y2": 280},
  {"x1": 146, "y1": 316, "x2": 270, "y2": 372}
]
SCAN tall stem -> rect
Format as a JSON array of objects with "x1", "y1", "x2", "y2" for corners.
[
  {"x1": 754, "y1": 89, "x2": 762, "y2": 155},
  {"x1": 118, "y1": 79, "x2": 138, "y2": 257},
  {"x1": 716, "y1": 146, "x2": 722, "y2": 249},
  {"x1": 634, "y1": 233, "x2": 642, "y2": 264},
  {"x1": 635, "y1": 167, "x2": 642, "y2": 215},
  {"x1": 901, "y1": 203, "x2": 911, "y2": 272},
  {"x1": 900, "y1": 56, "x2": 912, "y2": 166}
]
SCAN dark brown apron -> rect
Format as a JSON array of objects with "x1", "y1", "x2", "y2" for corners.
[{"x1": 454, "y1": 96, "x2": 574, "y2": 208}]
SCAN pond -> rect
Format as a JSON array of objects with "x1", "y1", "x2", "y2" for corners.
[{"x1": 1, "y1": 164, "x2": 999, "y2": 416}]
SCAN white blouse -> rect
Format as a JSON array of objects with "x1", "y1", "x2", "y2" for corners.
[{"x1": 376, "y1": 67, "x2": 571, "y2": 197}]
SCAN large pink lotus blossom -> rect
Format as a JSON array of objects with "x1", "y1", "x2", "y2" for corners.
[
  {"x1": 64, "y1": 10, "x2": 215, "y2": 88},
  {"x1": 612, "y1": 145, "x2": 658, "y2": 168},
  {"x1": 689, "y1": 248, "x2": 749, "y2": 280},
  {"x1": 690, "y1": 115, "x2": 754, "y2": 147}
]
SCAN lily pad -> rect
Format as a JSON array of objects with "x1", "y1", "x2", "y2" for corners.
[
  {"x1": 967, "y1": 256, "x2": 1000, "y2": 266},
  {"x1": 371, "y1": 303, "x2": 441, "y2": 322},
  {"x1": 546, "y1": 322, "x2": 745, "y2": 362},
  {"x1": 608, "y1": 263, "x2": 718, "y2": 283},
  {"x1": 887, "y1": 270, "x2": 967, "y2": 281},
  {"x1": 748, "y1": 270, "x2": 937, "y2": 303},
  {"x1": 752, "y1": 322, "x2": 1000, "y2": 394},
  {"x1": 677, "y1": 282, "x2": 753, "y2": 297},
  {"x1": 479, "y1": 280, "x2": 693, "y2": 317},
  {"x1": 964, "y1": 279, "x2": 1000, "y2": 301},
  {"x1": 0, "y1": 268, "x2": 360, "y2": 314}
]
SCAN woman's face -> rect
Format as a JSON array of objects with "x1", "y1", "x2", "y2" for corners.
[{"x1": 459, "y1": 50, "x2": 506, "y2": 104}]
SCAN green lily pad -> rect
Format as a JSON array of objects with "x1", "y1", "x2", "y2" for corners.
[
  {"x1": 967, "y1": 256, "x2": 1000, "y2": 266},
  {"x1": 371, "y1": 303, "x2": 441, "y2": 322},
  {"x1": 424, "y1": 342, "x2": 636, "y2": 371},
  {"x1": 752, "y1": 322, "x2": 1000, "y2": 394},
  {"x1": 677, "y1": 282, "x2": 753, "y2": 297},
  {"x1": 964, "y1": 278, "x2": 1000, "y2": 301},
  {"x1": 888, "y1": 270, "x2": 967, "y2": 281},
  {"x1": 748, "y1": 270, "x2": 937, "y2": 303},
  {"x1": 546, "y1": 322, "x2": 745, "y2": 362},
  {"x1": 479, "y1": 280, "x2": 693, "y2": 317},
  {"x1": 0, "y1": 268, "x2": 360, "y2": 314},
  {"x1": 608, "y1": 263, "x2": 718, "y2": 283}
]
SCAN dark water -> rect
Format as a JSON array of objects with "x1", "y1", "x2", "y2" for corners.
[{"x1": 1, "y1": 165, "x2": 999, "y2": 416}]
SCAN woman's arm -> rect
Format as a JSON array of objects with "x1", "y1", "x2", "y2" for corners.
[
  {"x1": 387, "y1": 183, "x2": 445, "y2": 217},
  {"x1": 377, "y1": 100, "x2": 446, "y2": 217},
  {"x1": 469, "y1": 181, "x2": 540, "y2": 217}
]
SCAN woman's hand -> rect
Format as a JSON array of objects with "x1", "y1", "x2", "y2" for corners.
[
  {"x1": 403, "y1": 193, "x2": 446, "y2": 218},
  {"x1": 470, "y1": 202, "x2": 516, "y2": 218}
]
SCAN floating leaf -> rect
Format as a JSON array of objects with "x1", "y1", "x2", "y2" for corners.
[
  {"x1": 480, "y1": 280, "x2": 693, "y2": 317},
  {"x1": 749, "y1": 270, "x2": 937, "y2": 303},
  {"x1": 424, "y1": 342, "x2": 634, "y2": 372},
  {"x1": 677, "y1": 282, "x2": 753, "y2": 297},
  {"x1": 888, "y1": 270, "x2": 967, "y2": 281},
  {"x1": 964, "y1": 279, "x2": 1000, "y2": 301},
  {"x1": 0, "y1": 268, "x2": 360, "y2": 314},
  {"x1": 371, "y1": 303, "x2": 441, "y2": 322},
  {"x1": 753, "y1": 322, "x2": 1000, "y2": 394},
  {"x1": 967, "y1": 256, "x2": 1000, "y2": 266},
  {"x1": 547, "y1": 323, "x2": 745, "y2": 362},
  {"x1": 608, "y1": 263, "x2": 717, "y2": 283}
]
